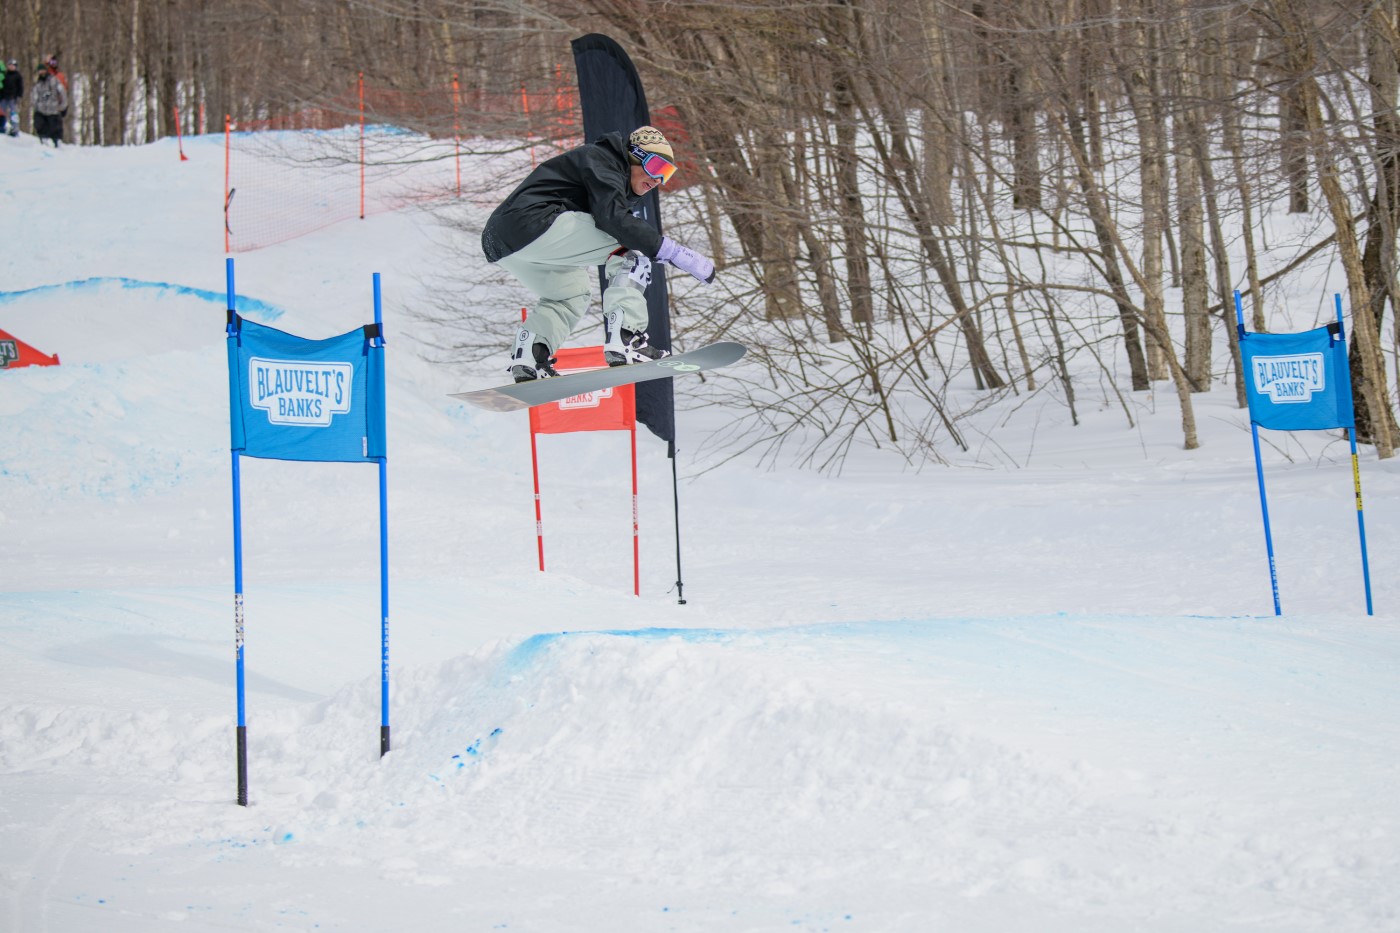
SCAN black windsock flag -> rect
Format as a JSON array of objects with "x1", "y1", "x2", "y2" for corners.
[{"x1": 571, "y1": 33, "x2": 675, "y2": 448}]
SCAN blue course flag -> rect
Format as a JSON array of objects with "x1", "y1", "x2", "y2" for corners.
[
  {"x1": 1240, "y1": 324, "x2": 1355, "y2": 431},
  {"x1": 227, "y1": 316, "x2": 386, "y2": 462}
]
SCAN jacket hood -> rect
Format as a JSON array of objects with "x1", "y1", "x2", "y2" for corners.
[{"x1": 593, "y1": 132, "x2": 629, "y2": 162}]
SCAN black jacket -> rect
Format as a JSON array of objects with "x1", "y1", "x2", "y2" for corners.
[
  {"x1": 0, "y1": 68, "x2": 22, "y2": 100},
  {"x1": 481, "y1": 132, "x2": 661, "y2": 263}
]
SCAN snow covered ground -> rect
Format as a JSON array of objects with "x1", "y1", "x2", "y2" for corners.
[{"x1": 2, "y1": 131, "x2": 1398, "y2": 933}]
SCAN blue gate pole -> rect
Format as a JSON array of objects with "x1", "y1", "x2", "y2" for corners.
[
  {"x1": 373, "y1": 272, "x2": 391, "y2": 755},
  {"x1": 1236, "y1": 291, "x2": 1282, "y2": 616},
  {"x1": 1335, "y1": 294, "x2": 1375, "y2": 616},
  {"x1": 227, "y1": 257, "x2": 250, "y2": 804}
]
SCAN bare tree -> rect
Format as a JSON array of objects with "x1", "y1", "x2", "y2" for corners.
[{"x1": 1266, "y1": 0, "x2": 1395, "y2": 458}]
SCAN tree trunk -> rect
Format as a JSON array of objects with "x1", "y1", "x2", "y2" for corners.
[
  {"x1": 1061, "y1": 105, "x2": 1151, "y2": 392},
  {"x1": 1357, "y1": 0, "x2": 1400, "y2": 447},
  {"x1": 832, "y1": 64, "x2": 874, "y2": 325},
  {"x1": 1174, "y1": 31, "x2": 1211, "y2": 392},
  {"x1": 757, "y1": 128, "x2": 803, "y2": 322},
  {"x1": 1224, "y1": 68, "x2": 1268, "y2": 335},
  {"x1": 1007, "y1": 62, "x2": 1042, "y2": 210},
  {"x1": 1281, "y1": 85, "x2": 1310, "y2": 214},
  {"x1": 1196, "y1": 128, "x2": 1246, "y2": 406},
  {"x1": 1120, "y1": 19, "x2": 1170, "y2": 382},
  {"x1": 917, "y1": 0, "x2": 956, "y2": 226}
]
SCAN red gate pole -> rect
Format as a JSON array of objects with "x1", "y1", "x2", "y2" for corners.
[
  {"x1": 522, "y1": 308, "x2": 546, "y2": 571},
  {"x1": 531, "y1": 427, "x2": 546, "y2": 571},
  {"x1": 631, "y1": 418, "x2": 640, "y2": 596}
]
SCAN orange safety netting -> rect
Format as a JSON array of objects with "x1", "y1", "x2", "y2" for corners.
[{"x1": 224, "y1": 74, "x2": 583, "y2": 253}]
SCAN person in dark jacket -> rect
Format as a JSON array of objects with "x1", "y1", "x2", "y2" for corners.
[
  {"x1": 0, "y1": 60, "x2": 22, "y2": 137},
  {"x1": 481, "y1": 125, "x2": 716, "y2": 382},
  {"x1": 31, "y1": 63, "x2": 66, "y2": 146}
]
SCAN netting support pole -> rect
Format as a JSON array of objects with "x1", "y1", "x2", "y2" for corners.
[
  {"x1": 358, "y1": 73, "x2": 366, "y2": 220},
  {"x1": 175, "y1": 104, "x2": 188, "y2": 161},
  {"x1": 453, "y1": 74, "x2": 462, "y2": 198},
  {"x1": 223, "y1": 115, "x2": 231, "y2": 254},
  {"x1": 522, "y1": 83, "x2": 535, "y2": 169}
]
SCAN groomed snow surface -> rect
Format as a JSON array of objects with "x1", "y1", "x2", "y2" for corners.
[{"x1": 2, "y1": 132, "x2": 1398, "y2": 932}]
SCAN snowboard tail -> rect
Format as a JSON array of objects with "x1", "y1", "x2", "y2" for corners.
[{"x1": 451, "y1": 341, "x2": 746, "y2": 412}]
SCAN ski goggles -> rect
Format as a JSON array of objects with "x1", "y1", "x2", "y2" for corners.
[{"x1": 630, "y1": 146, "x2": 677, "y2": 184}]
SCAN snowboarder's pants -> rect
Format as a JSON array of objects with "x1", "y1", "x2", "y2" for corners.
[{"x1": 495, "y1": 211, "x2": 651, "y2": 353}]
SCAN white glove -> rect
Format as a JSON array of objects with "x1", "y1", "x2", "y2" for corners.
[{"x1": 656, "y1": 236, "x2": 716, "y2": 284}]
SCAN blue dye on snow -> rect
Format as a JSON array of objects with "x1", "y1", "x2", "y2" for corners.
[
  {"x1": 442, "y1": 727, "x2": 504, "y2": 778},
  {"x1": 0, "y1": 276, "x2": 286, "y2": 321},
  {"x1": 466, "y1": 727, "x2": 505, "y2": 755},
  {"x1": 504, "y1": 626, "x2": 740, "y2": 674}
]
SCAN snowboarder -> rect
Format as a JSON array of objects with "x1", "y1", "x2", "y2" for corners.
[{"x1": 481, "y1": 125, "x2": 716, "y2": 382}]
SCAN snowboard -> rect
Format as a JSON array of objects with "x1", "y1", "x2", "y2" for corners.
[{"x1": 451, "y1": 341, "x2": 747, "y2": 412}]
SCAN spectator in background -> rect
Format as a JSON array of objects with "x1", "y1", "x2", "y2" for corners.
[
  {"x1": 45, "y1": 56, "x2": 67, "y2": 89},
  {"x1": 45, "y1": 56, "x2": 68, "y2": 119},
  {"x1": 0, "y1": 60, "x2": 21, "y2": 137},
  {"x1": 32, "y1": 63, "x2": 66, "y2": 147}
]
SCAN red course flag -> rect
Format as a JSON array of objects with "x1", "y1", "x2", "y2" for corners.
[
  {"x1": 528, "y1": 346, "x2": 636, "y2": 435},
  {"x1": 0, "y1": 329, "x2": 60, "y2": 369}
]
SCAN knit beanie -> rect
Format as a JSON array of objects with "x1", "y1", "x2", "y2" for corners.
[{"x1": 627, "y1": 125, "x2": 673, "y2": 163}]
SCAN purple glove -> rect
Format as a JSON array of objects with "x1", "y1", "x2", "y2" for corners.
[{"x1": 656, "y1": 236, "x2": 716, "y2": 284}]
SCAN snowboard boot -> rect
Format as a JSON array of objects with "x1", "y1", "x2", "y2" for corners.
[
  {"x1": 508, "y1": 328, "x2": 558, "y2": 382},
  {"x1": 602, "y1": 310, "x2": 669, "y2": 367}
]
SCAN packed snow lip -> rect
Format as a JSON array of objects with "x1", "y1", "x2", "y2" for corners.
[{"x1": 1, "y1": 124, "x2": 1398, "y2": 932}]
